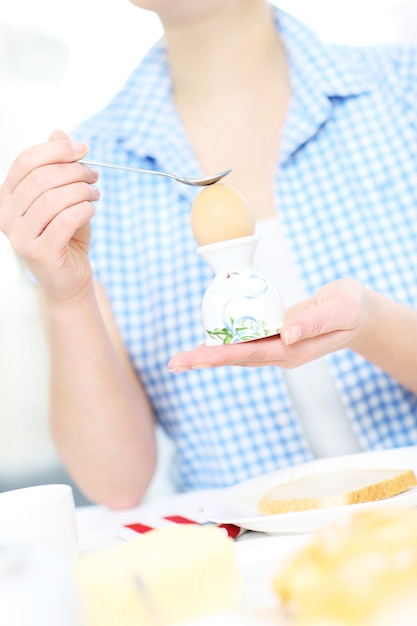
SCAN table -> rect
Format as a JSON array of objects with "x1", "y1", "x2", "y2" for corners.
[
  {"x1": 75, "y1": 445, "x2": 417, "y2": 625},
  {"x1": 76, "y1": 488, "x2": 311, "y2": 626}
]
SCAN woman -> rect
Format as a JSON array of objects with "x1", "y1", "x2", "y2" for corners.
[{"x1": 1, "y1": 0, "x2": 417, "y2": 508}]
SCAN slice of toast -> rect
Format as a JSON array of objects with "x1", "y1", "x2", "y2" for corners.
[{"x1": 258, "y1": 468, "x2": 417, "y2": 515}]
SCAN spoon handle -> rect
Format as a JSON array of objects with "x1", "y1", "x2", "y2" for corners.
[{"x1": 79, "y1": 159, "x2": 175, "y2": 180}]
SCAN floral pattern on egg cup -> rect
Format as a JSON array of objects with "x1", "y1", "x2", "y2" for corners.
[{"x1": 197, "y1": 235, "x2": 286, "y2": 346}]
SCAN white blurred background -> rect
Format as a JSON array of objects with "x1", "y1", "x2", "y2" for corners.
[{"x1": 0, "y1": 0, "x2": 416, "y2": 504}]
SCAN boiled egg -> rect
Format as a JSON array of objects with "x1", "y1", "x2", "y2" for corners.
[{"x1": 190, "y1": 183, "x2": 255, "y2": 246}]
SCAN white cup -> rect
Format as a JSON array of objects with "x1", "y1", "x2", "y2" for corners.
[
  {"x1": 0, "y1": 543, "x2": 81, "y2": 626},
  {"x1": 0, "y1": 484, "x2": 78, "y2": 563}
]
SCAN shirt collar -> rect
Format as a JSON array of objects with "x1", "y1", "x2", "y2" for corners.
[
  {"x1": 277, "y1": 9, "x2": 372, "y2": 98},
  {"x1": 276, "y1": 9, "x2": 373, "y2": 164},
  {"x1": 114, "y1": 6, "x2": 375, "y2": 176}
]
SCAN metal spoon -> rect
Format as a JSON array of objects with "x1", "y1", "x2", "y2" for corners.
[{"x1": 80, "y1": 158, "x2": 231, "y2": 187}]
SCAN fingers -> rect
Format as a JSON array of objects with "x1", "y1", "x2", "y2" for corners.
[
  {"x1": 168, "y1": 281, "x2": 368, "y2": 373},
  {"x1": 49, "y1": 129, "x2": 70, "y2": 141},
  {"x1": 8, "y1": 161, "x2": 98, "y2": 219},
  {"x1": 0, "y1": 131, "x2": 100, "y2": 303},
  {"x1": 168, "y1": 335, "x2": 283, "y2": 371},
  {"x1": 34, "y1": 201, "x2": 95, "y2": 256},
  {"x1": 282, "y1": 282, "x2": 364, "y2": 346},
  {"x1": 281, "y1": 301, "x2": 337, "y2": 346},
  {"x1": 2, "y1": 135, "x2": 89, "y2": 195},
  {"x1": 1, "y1": 161, "x2": 99, "y2": 244},
  {"x1": 7, "y1": 181, "x2": 100, "y2": 254},
  {"x1": 168, "y1": 325, "x2": 357, "y2": 373}
]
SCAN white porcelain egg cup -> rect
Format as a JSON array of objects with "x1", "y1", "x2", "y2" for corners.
[{"x1": 197, "y1": 234, "x2": 286, "y2": 346}]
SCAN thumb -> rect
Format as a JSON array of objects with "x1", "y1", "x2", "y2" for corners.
[
  {"x1": 282, "y1": 301, "x2": 336, "y2": 346},
  {"x1": 282, "y1": 282, "x2": 364, "y2": 346},
  {"x1": 48, "y1": 129, "x2": 70, "y2": 141}
]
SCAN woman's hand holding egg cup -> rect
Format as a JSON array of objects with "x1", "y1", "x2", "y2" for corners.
[
  {"x1": 168, "y1": 278, "x2": 368, "y2": 371},
  {"x1": 0, "y1": 130, "x2": 99, "y2": 305}
]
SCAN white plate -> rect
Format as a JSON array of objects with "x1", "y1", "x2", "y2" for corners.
[{"x1": 203, "y1": 446, "x2": 417, "y2": 534}]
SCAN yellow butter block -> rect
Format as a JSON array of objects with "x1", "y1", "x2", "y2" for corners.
[{"x1": 74, "y1": 525, "x2": 242, "y2": 626}]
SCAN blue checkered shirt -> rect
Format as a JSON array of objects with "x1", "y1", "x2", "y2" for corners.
[{"x1": 74, "y1": 8, "x2": 417, "y2": 491}]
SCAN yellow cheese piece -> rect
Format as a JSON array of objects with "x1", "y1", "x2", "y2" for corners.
[{"x1": 74, "y1": 525, "x2": 242, "y2": 626}]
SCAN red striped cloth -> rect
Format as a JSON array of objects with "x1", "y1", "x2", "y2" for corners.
[{"x1": 123, "y1": 514, "x2": 245, "y2": 540}]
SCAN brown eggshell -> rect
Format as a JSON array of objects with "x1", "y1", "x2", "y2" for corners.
[{"x1": 190, "y1": 184, "x2": 255, "y2": 246}]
